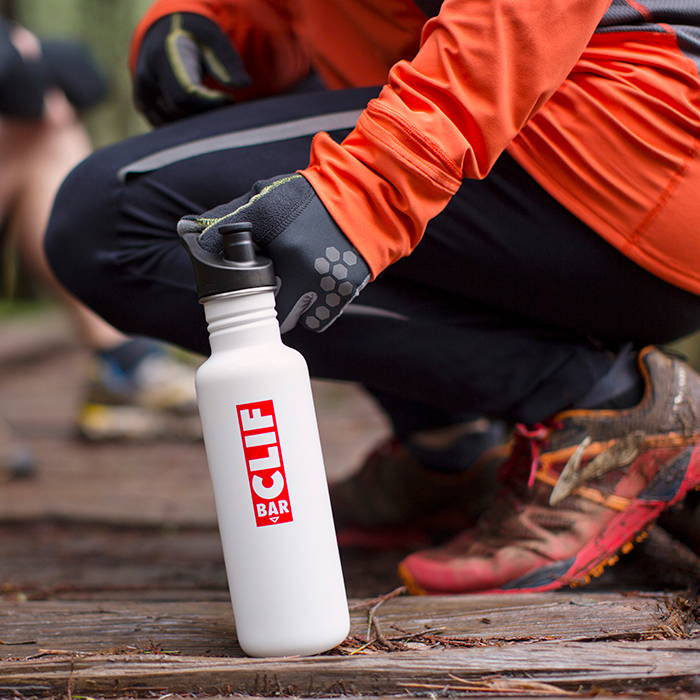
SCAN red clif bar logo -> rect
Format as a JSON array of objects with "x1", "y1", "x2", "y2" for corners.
[{"x1": 236, "y1": 400, "x2": 293, "y2": 527}]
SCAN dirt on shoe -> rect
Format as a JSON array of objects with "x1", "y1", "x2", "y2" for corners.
[
  {"x1": 331, "y1": 427, "x2": 508, "y2": 549},
  {"x1": 399, "y1": 347, "x2": 700, "y2": 594}
]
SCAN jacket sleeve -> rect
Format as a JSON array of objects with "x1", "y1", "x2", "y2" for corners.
[
  {"x1": 129, "y1": 0, "x2": 310, "y2": 100},
  {"x1": 302, "y1": 0, "x2": 613, "y2": 277}
]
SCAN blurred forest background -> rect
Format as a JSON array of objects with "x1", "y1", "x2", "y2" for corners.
[
  {"x1": 0, "y1": 0, "x2": 151, "y2": 305},
  {"x1": 2, "y1": 0, "x2": 150, "y2": 146},
  {"x1": 0, "y1": 0, "x2": 698, "y2": 364}
]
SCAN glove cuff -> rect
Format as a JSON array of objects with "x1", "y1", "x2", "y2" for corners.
[{"x1": 129, "y1": 2, "x2": 220, "y2": 75}]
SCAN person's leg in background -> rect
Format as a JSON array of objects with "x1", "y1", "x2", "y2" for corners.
[
  {"x1": 0, "y1": 23, "x2": 200, "y2": 443},
  {"x1": 5, "y1": 91, "x2": 124, "y2": 350},
  {"x1": 44, "y1": 87, "x2": 700, "y2": 591},
  {"x1": 1, "y1": 22, "x2": 125, "y2": 351},
  {"x1": 2, "y1": 89, "x2": 199, "y2": 441}
]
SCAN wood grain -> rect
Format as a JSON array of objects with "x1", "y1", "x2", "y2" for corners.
[
  {"x1": 1, "y1": 641, "x2": 699, "y2": 697},
  {"x1": 0, "y1": 593, "x2": 676, "y2": 659},
  {"x1": 1, "y1": 593, "x2": 698, "y2": 697}
]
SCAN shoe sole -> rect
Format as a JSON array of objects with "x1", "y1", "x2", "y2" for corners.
[
  {"x1": 78, "y1": 404, "x2": 202, "y2": 442},
  {"x1": 399, "y1": 444, "x2": 700, "y2": 595}
]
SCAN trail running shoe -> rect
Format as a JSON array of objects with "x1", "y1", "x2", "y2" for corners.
[
  {"x1": 77, "y1": 348, "x2": 201, "y2": 441},
  {"x1": 330, "y1": 420, "x2": 508, "y2": 548},
  {"x1": 399, "y1": 347, "x2": 700, "y2": 594}
]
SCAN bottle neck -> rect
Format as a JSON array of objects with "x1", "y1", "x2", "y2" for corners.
[{"x1": 203, "y1": 289, "x2": 280, "y2": 352}]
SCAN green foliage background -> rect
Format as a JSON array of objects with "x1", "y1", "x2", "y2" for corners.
[
  {"x1": 15, "y1": 0, "x2": 152, "y2": 146},
  {"x1": 0, "y1": 1, "x2": 153, "y2": 303}
]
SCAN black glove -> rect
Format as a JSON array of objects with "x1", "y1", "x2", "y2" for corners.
[
  {"x1": 0, "y1": 19, "x2": 44, "y2": 119},
  {"x1": 178, "y1": 175, "x2": 371, "y2": 333},
  {"x1": 133, "y1": 12, "x2": 251, "y2": 126},
  {"x1": 40, "y1": 39, "x2": 107, "y2": 111}
]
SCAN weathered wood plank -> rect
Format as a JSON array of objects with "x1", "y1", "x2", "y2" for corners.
[
  {"x1": 1, "y1": 641, "x2": 699, "y2": 697},
  {"x1": 0, "y1": 592, "x2": 684, "y2": 660},
  {"x1": 65, "y1": 697, "x2": 700, "y2": 700},
  {"x1": 0, "y1": 343, "x2": 386, "y2": 528},
  {"x1": 0, "y1": 521, "x2": 411, "y2": 602},
  {"x1": 98, "y1": 697, "x2": 700, "y2": 700},
  {"x1": 2, "y1": 521, "x2": 699, "y2": 612},
  {"x1": 346, "y1": 591, "x2": 677, "y2": 642},
  {"x1": 0, "y1": 312, "x2": 70, "y2": 372}
]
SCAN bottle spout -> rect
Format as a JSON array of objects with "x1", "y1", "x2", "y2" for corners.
[
  {"x1": 221, "y1": 223, "x2": 257, "y2": 265},
  {"x1": 179, "y1": 221, "x2": 276, "y2": 301}
]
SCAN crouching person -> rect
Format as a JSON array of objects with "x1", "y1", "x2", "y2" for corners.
[{"x1": 46, "y1": 0, "x2": 700, "y2": 593}]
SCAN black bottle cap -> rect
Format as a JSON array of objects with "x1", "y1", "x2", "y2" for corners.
[{"x1": 180, "y1": 222, "x2": 276, "y2": 300}]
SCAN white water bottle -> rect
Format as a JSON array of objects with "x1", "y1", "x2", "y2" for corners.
[{"x1": 181, "y1": 223, "x2": 349, "y2": 657}]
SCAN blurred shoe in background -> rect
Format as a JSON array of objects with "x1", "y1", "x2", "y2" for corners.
[
  {"x1": 77, "y1": 337, "x2": 201, "y2": 441},
  {"x1": 0, "y1": 20, "x2": 202, "y2": 446}
]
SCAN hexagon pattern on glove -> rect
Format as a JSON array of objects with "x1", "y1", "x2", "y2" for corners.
[
  {"x1": 307, "y1": 246, "x2": 361, "y2": 329},
  {"x1": 314, "y1": 258, "x2": 330, "y2": 275},
  {"x1": 338, "y1": 281, "x2": 353, "y2": 296}
]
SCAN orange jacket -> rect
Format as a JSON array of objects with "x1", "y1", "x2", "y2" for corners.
[{"x1": 130, "y1": 1, "x2": 700, "y2": 296}]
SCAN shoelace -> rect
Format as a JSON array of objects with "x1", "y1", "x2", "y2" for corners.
[
  {"x1": 519, "y1": 423, "x2": 550, "y2": 488},
  {"x1": 483, "y1": 421, "x2": 572, "y2": 545},
  {"x1": 500, "y1": 421, "x2": 561, "y2": 488}
]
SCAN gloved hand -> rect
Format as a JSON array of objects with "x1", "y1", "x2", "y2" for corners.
[
  {"x1": 0, "y1": 19, "x2": 44, "y2": 119},
  {"x1": 133, "y1": 12, "x2": 251, "y2": 126},
  {"x1": 178, "y1": 174, "x2": 371, "y2": 333},
  {"x1": 41, "y1": 39, "x2": 107, "y2": 112}
]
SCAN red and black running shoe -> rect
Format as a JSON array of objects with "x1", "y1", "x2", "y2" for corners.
[{"x1": 399, "y1": 347, "x2": 700, "y2": 594}]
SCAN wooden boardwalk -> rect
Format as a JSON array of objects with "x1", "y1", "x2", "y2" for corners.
[
  {"x1": 1, "y1": 313, "x2": 699, "y2": 698},
  {"x1": 1, "y1": 591, "x2": 699, "y2": 697}
]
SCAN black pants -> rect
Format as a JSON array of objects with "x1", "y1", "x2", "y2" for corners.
[{"x1": 45, "y1": 87, "x2": 700, "y2": 427}]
